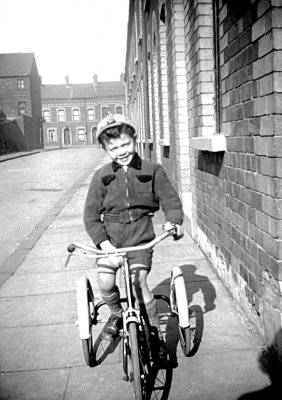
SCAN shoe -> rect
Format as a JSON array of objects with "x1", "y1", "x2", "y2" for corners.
[
  {"x1": 150, "y1": 329, "x2": 168, "y2": 362},
  {"x1": 102, "y1": 313, "x2": 122, "y2": 341}
]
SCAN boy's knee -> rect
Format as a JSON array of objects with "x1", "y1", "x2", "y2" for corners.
[
  {"x1": 100, "y1": 285, "x2": 120, "y2": 302},
  {"x1": 97, "y1": 264, "x2": 116, "y2": 292}
]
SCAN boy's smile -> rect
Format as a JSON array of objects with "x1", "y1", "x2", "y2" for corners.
[{"x1": 104, "y1": 133, "x2": 136, "y2": 166}]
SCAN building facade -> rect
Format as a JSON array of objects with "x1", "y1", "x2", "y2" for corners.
[
  {"x1": 0, "y1": 53, "x2": 43, "y2": 152},
  {"x1": 125, "y1": 0, "x2": 282, "y2": 348},
  {"x1": 41, "y1": 75, "x2": 126, "y2": 147}
]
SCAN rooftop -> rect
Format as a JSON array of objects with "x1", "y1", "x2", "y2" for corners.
[
  {"x1": 0, "y1": 53, "x2": 36, "y2": 77},
  {"x1": 41, "y1": 81, "x2": 125, "y2": 100}
]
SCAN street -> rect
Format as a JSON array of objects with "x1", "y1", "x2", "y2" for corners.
[
  {"x1": 0, "y1": 147, "x2": 108, "y2": 285},
  {"x1": 0, "y1": 148, "x2": 270, "y2": 399}
]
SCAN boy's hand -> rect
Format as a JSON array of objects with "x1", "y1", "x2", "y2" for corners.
[
  {"x1": 163, "y1": 221, "x2": 184, "y2": 240},
  {"x1": 100, "y1": 240, "x2": 123, "y2": 268}
]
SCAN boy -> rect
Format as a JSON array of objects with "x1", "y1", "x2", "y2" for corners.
[{"x1": 84, "y1": 114, "x2": 183, "y2": 356}]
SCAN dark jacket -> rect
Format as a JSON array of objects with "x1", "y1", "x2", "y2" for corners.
[{"x1": 84, "y1": 153, "x2": 183, "y2": 246}]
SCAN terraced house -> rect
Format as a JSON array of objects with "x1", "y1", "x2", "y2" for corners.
[
  {"x1": 41, "y1": 74, "x2": 125, "y2": 147},
  {"x1": 0, "y1": 53, "x2": 43, "y2": 152},
  {"x1": 125, "y1": 0, "x2": 282, "y2": 350}
]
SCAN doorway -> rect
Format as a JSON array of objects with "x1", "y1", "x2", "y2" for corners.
[{"x1": 64, "y1": 127, "x2": 71, "y2": 146}]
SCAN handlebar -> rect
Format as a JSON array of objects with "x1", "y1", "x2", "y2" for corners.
[{"x1": 64, "y1": 227, "x2": 178, "y2": 268}]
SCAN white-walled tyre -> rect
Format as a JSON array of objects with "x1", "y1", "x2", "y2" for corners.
[
  {"x1": 77, "y1": 276, "x2": 95, "y2": 366},
  {"x1": 170, "y1": 266, "x2": 191, "y2": 356}
]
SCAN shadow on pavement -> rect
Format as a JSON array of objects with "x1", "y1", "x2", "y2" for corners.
[
  {"x1": 147, "y1": 361, "x2": 173, "y2": 400},
  {"x1": 153, "y1": 262, "x2": 216, "y2": 368},
  {"x1": 91, "y1": 330, "x2": 121, "y2": 367},
  {"x1": 237, "y1": 329, "x2": 282, "y2": 400}
]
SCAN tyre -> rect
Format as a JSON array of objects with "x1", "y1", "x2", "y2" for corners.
[
  {"x1": 128, "y1": 322, "x2": 146, "y2": 400},
  {"x1": 77, "y1": 277, "x2": 95, "y2": 366},
  {"x1": 147, "y1": 362, "x2": 173, "y2": 400},
  {"x1": 170, "y1": 267, "x2": 191, "y2": 356}
]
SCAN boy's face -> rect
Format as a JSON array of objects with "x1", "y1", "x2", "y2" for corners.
[{"x1": 104, "y1": 132, "x2": 136, "y2": 167}]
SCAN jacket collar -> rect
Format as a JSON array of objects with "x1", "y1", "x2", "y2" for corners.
[{"x1": 112, "y1": 153, "x2": 142, "y2": 172}]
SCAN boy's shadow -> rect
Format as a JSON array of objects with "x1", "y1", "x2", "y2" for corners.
[
  {"x1": 147, "y1": 263, "x2": 216, "y2": 399},
  {"x1": 153, "y1": 264, "x2": 216, "y2": 366},
  {"x1": 237, "y1": 329, "x2": 282, "y2": 399}
]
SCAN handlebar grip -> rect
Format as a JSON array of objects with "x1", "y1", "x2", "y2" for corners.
[{"x1": 67, "y1": 243, "x2": 76, "y2": 253}]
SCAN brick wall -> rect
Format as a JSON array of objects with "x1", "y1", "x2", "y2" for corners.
[
  {"x1": 125, "y1": 0, "x2": 282, "y2": 343},
  {"x1": 188, "y1": 0, "x2": 282, "y2": 343}
]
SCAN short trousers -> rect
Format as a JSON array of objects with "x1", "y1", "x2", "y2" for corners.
[{"x1": 101, "y1": 215, "x2": 155, "y2": 270}]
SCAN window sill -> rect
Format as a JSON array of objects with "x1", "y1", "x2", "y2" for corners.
[
  {"x1": 159, "y1": 139, "x2": 170, "y2": 146},
  {"x1": 190, "y1": 134, "x2": 226, "y2": 152}
]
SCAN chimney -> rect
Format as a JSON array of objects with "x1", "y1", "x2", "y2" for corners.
[
  {"x1": 93, "y1": 74, "x2": 98, "y2": 88},
  {"x1": 120, "y1": 73, "x2": 126, "y2": 87},
  {"x1": 65, "y1": 75, "x2": 70, "y2": 87}
]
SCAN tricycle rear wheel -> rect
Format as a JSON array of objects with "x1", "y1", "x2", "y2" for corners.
[{"x1": 77, "y1": 277, "x2": 95, "y2": 366}]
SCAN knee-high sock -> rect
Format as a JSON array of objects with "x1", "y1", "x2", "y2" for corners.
[
  {"x1": 145, "y1": 297, "x2": 163, "y2": 340},
  {"x1": 100, "y1": 285, "x2": 122, "y2": 315}
]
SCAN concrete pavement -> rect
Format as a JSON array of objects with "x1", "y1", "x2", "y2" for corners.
[{"x1": 0, "y1": 153, "x2": 272, "y2": 399}]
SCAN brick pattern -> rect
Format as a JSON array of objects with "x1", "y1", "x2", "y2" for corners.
[
  {"x1": 190, "y1": 0, "x2": 282, "y2": 342},
  {"x1": 125, "y1": 0, "x2": 282, "y2": 343}
]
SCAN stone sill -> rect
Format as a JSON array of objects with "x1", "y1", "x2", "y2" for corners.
[
  {"x1": 159, "y1": 138, "x2": 170, "y2": 146},
  {"x1": 190, "y1": 134, "x2": 226, "y2": 152}
]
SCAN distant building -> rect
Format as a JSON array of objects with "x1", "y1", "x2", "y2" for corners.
[
  {"x1": 0, "y1": 53, "x2": 43, "y2": 152},
  {"x1": 41, "y1": 74, "x2": 126, "y2": 147}
]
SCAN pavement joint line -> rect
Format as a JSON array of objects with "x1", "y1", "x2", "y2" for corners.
[
  {"x1": 0, "y1": 147, "x2": 67, "y2": 163},
  {"x1": 0, "y1": 366, "x2": 73, "y2": 374},
  {"x1": 0, "y1": 161, "x2": 106, "y2": 289}
]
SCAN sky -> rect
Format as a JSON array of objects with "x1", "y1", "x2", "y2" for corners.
[{"x1": 0, "y1": 0, "x2": 129, "y2": 84}]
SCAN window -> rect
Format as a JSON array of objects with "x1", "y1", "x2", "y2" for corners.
[
  {"x1": 48, "y1": 129, "x2": 57, "y2": 142},
  {"x1": 17, "y1": 79, "x2": 25, "y2": 90},
  {"x1": 18, "y1": 102, "x2": 26, "y2": 115},
  {"x1": 77, "y1": 128, "x2": 85, "y2": 141},
  {"x1": 190, "y1": 0, "x2": 226, "y2": 152},
  {"x1": 87, "y1": 108, "x2": 94, "y2": 121},
  {"x1": 73, "y1": 109, "x2": 80, "y2": 122},
  {"x1": 57, "y1": 109, "x2": 65, "y2": 122},
  {"x1": 101, "y1": 106, "x2": 108, "y2": 119},
  {"x1": 43, "y1": 109, "x2": 50, "y2": 122},
  {"x1": 116, "y1": 106, "x2": 123, "y2": 114}
]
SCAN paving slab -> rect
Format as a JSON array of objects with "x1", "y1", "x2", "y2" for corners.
[
  {"x1": 169, "y1": 350, "x2": 270, "y2": 400},
  {"x1": 0, "y1": 368, "x2": 70, "y2": 400},
  {"x1": 0, "y1": 323, "x2": 120, "y2": 372},
  {"x1": 12, "y1": 255, "x2": 93, "y2": 275},
  {"x1": 65, "y1": 364, "x2": 135, "y2": 400},
  {"x1": 0, "y1": 292, "x2": 77, "y2": 328},
  {"x1": 0, "y1": 270, "x2": 99, "y2": 297}
]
